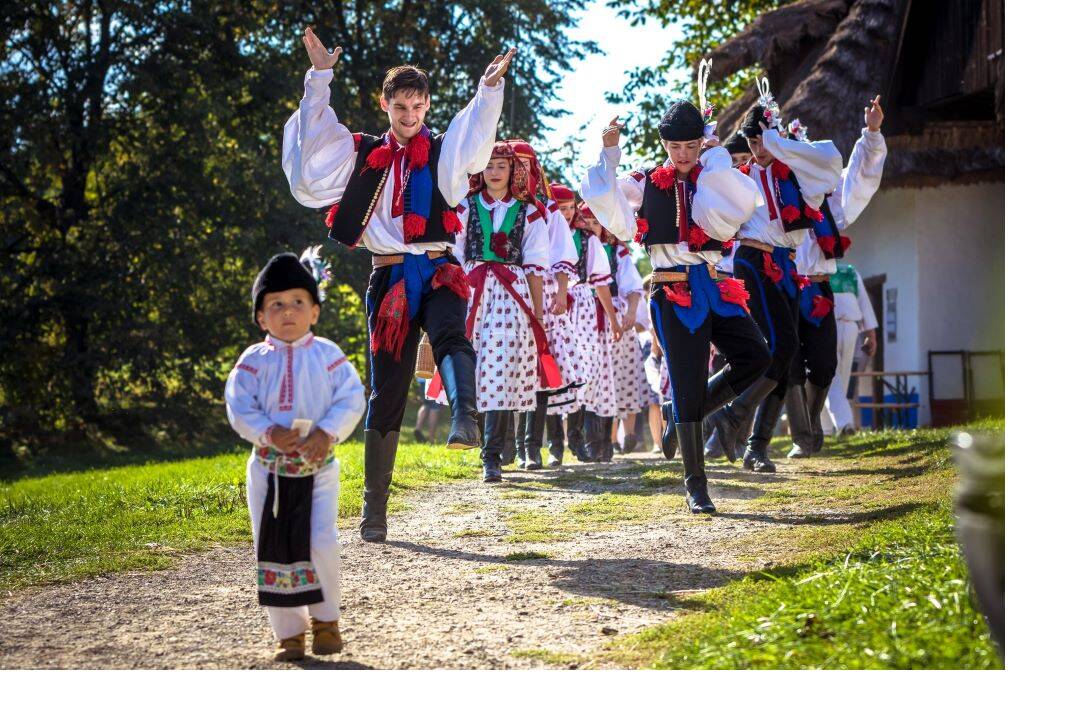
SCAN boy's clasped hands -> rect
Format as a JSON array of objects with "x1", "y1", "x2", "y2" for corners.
[{"x1": 269, "y1": 425, "x2": 333, "y2": 465}]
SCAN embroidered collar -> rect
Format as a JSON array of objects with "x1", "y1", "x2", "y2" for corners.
[
  {"x1": 480, "y1": 189, "x2": 514, "y2": 206},
  {"x1": 265, "y1": 332, "x2": 315, "y2": 349}
]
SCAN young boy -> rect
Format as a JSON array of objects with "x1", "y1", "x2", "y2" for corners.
[{"x1": 225, "y1": 252, "x2": 366, "y2": 662}]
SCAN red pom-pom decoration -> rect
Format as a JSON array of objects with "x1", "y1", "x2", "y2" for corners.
[
  {"x1": 366, "y1": 143, "x2": 393, "y2": 170},
  {"x1": 663, "y1": 282, "x2": 693, "y2": 307},
  {"x1": 791, "y1": 270, "x2": 811, "y2": 291},
  {"x1": 772, "y1": 161, "x2": 791, "y2": 180},
  {"x1": 324, "y1": 203, "x2": 339, "y2": 228},
  {"x1": 403, "y1": 212, "x2": 427, "y2": 240},
  {"x1": 839, "y1": 235, "x2": 852, "y2": 253},
  {"x1": 804, "y1": 206, "x2": 824, "y2": 222},
  {"x1": 688, "y1": 225, "x2": 708, "y2": 251},
  {"x1": 720, "y1": 238, "x2": 735, "y2": 252},
  {"x1": 491, "y1": 231, "x2": 510, "y2": 259},
  {"x1": 780, "y1": 205, "x2": 802, "y2": 223},
  {"x1": 816, "y1": 234, "x2": 836, "y2": 255},
  {"x1": 717, "y1": 277, "x2": 751, "y2": 314},
  {"x1": 810, "y1": 294, "x2": 833, "y2": 319},
  {"x1": 634, "y1": 218, "x2": 649, "y2": 244},
  {"x1": 650, "y1": 164, "x2": 676, "y2": 190},
  {"x1": 442, "y1": 209, "x2": 463, "y2": 234},
  {"x1": 405, "y1": 132, "x2": 430, "y2": 169},
  {"x1": 761, "y1": 252, "x2": 783, "y2": 283},
  {"x1": 738, "y1": 163, "x2": 751, "y2": 175}
]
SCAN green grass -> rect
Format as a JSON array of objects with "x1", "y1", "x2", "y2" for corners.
[
  {"x1": 0, "y1": 438, "x2": 476, "y2": 591},
  {"x1": 510, "y1": 648, "x2": 584, "y2": 666},
  {"x1": 505, "y1": 551, "x2": 552, "y2": 561},
  {"x1": 603, "y1": 500, "x2": 1002, "y2": 669}
]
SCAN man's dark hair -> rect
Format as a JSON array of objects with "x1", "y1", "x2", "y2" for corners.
[
  {"x1": 738, "y1": 104, "x2": 770, "y2": 139},
  {"x1": 382, "y1": 65, "x2": 430, "y2": 100}
]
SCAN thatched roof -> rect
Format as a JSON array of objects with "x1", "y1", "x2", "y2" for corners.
[{"x1": 704, "y1": 0, "x2": 1005, "y2": 188}]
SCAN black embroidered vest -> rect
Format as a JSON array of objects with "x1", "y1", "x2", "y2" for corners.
[
  {"x1": 464, "y1": 194, "x2": 527, "y2": 265},
  {"x1": 604, "y1": 243, "x2": 620, "y2": 296},
  {"x1": 637, "y1": 165, "x2": 729, "y2": 252},
  {"x1": 572, "y1": 230, "x2": 589, "y2": 283},
  {"x1": 328, "y1": 132, "x2": 455, "y2": 249}
]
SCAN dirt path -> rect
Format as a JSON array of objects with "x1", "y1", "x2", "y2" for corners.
[{"x1": 0, "y1": 452, "x2": 827, "y2": 669}]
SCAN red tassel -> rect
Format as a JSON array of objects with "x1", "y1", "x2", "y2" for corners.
[
  {"x1": 405, "y1": 133, "x2": 430, "y2": 169},
  {"x1": 404, "y1": 213, "x2": 427, "y2": 240},
  {"x1": 442, "y1": 209, "x2": 463, "y2": 234},
  {"x1": 663, "y1": 282, "x2": 693, "y2": 307},
  {"x1": 650, "y1": 164, "x2": 676, "y2": 190},
  {"x1": 816, "y1": 234, "x2": 836, "y2": 255},
  {"x1": 804, "y1": 205, "x2": 824, "y2": 222},
  {"x1": 352, "y1": 133, "x2": 363, "y2": 151},
  {"x1": 324, "y1": 203, "x2": 339, "y2": 228},
  {"x1": 432, "y1": 263, "x2": 470, "y2": 300},
  {"x1": 370, "y1": 280, "x2": 410, "y2": 361},
  {"x1": 634, "y1": 218, "x2": 649, "y2": 244},
  {"x1": 720, "y1": 238, "x2": 735, "y2": 252},
  {"x1": 738, "y1": 163, "x2": 751, "y2": 175},
  {"x1": 761, "y1": 252, "x2": 783, "y2": 283},
  {"x1": 718, "y1": 277, "x2": 751, "y2": 314},
  {"x1": 791, "y1": 270, "x2": 811, "y2": 291},
  {"x1": 688, "y1": 225, "x2": 708, "y2": 251},
  {"x1": 772, "y1": 161, "x2": 791, "y2": 180},
  {"x1": 366, "y1": 143, "x2": 393, "y2": 170},
  {"x1": 839, "y1": 235, "x2": 852, "y2": 253},
  {"x1": 780, "y1": 205, "x2": 802, "y2": 223},
  {"x1": 810, "y1": 294, "x2": 833, "y2": 319}
]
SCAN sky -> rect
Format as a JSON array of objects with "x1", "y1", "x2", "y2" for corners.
[{"x1": 537, "y1": 1, "x2": 683, "y2": 184}]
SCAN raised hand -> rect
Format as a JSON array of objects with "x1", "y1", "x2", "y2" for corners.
[
  {"x1": 602, "y1": 116, "x2": 623, "y2": 148},
  {"x1": 303, "y1": 27, "x2": 342, "y2": 71},
  {"x1": 483, "y1": 47, "x2": 517, "y2": 87},
  {"x1": 865, "y1": 94, "x2": 885, "y2": 132}
]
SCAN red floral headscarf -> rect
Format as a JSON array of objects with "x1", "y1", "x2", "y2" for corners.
[{"x1": 469, "y1": 141, "x2": 533, "y2": 204}]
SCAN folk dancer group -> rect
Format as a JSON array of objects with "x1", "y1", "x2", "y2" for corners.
[{"x1": 225, "y1": 28, "x2": 886, "y2": 659}]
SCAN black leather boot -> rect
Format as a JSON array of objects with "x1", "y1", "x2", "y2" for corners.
[
  {"x1": 546, "y1": 415, "x2": 565, "y2": 467},
  {"x1": 599, "y1": 416, "x2": 615, "y2": 462},
  {"x1": 501, "y1": 414, "x2": 517, "y2": 467},
  {"x1": 805, "y1": 381, "x2": 829, "y2": 453},
  {"x1": 440, "y1": 353, "x2": 480, "y2": 450},
  {"x1": 361, "y1": 429, "x2": 400, "y2": 542},
  {"x1": 566, "y1": 408, "x2": 586, "y2": 461},
  {"x1": 785, "y1": 384, "x2": 814, "y2": 459},
  {"x1": 676, "y1": 422, "x2": 715, "y2": 514},
  {"x1": 482, "y1": 411, "x2": 511, "y2": 482},
  {"x1": 582, "y1": 411, "x2": 602, "y2": 462},
  {"x1": 524, "y1": 394, "x2": 548, "y2": 470},
  {"x1": 664, "y1": 372, "x2": 738, "y2": 461},
  {"x1": 744, "y1": 393, "x2": 783, "y2": 473},
  {"x1": 704, "y1": 410, "x2": 724, "y2": 458},
  {"x1": 514, "y1": 413, "x2": 527, "y2": 469},
  {"x1": 734, "y1": 412, "x2": 753, "y2": 462},
  {"x1": 714, "y1": 376, "x2": 778, "y2": 463},
  {"x1": 660, "y1": 402, "x2": 679, "y2": 459}
]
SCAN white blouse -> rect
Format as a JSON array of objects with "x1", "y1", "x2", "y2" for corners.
[
  {"x1": 581, "y1": 144, "x2": 759, "y2": 269},
  {"x1": 281, "y1": 68, "x2": 504, "y2": 255},
  {"x1": 452, "y1": 191, "x2": 549, "y2": 274},
  {"x1": 225, "y1": 332, "x2": 366, "y2": 448}
]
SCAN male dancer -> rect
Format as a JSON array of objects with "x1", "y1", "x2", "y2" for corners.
[
  {"x1": 282, "y1": 27, "x2": 514, "y2": 540},
  {"x1": 582, "y1": 101, "x2": 770, "y2": 513}
]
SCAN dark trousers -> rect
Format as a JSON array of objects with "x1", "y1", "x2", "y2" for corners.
[
  {"x1": 733, "y1": 245, "x2": 800, "y2": 398},
  {"x1": 789, "y1": 282, "x2": 838, "y2": 388},
  {"x1": 650, "y1": 284, "x2": 771, "y2": 423},
  {"x1": 364, "y1": 263, "x2": 474, "y2": 434}
]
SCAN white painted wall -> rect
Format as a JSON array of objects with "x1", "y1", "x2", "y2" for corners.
[{"x1": 836, "y1": 181, "x2": 1004, "y2": 425}]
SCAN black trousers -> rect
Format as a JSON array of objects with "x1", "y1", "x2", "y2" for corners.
[
  {"x1": 364, "y1": 263, "x2": 474, "y2": 434},
  {"x1": 650, "y1": 284, "x2": 770, "y2": 424},
  {"x1": 733, "y1": 245, "x2": 800, "y2": 398},
  {"x1": 789, "y1": 282, "x2": 838, "y2": 388}
]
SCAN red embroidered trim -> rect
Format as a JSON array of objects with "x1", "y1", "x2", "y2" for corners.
[
  {"x1": 759, "y1": 168, "x2": 777, "y2": 220},
  {"x1": 278, "y1": 346, "x2": 294, "y2": 411},
  {"x1": 236, "y1": 363, "x2": 258, "y2": 375},
  {"x1": 326, "y1": 356, "x2": 348, "y2": 372}
]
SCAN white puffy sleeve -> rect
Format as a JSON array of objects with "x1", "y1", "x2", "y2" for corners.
[
  {"x1": 315, "y1": 342, "x2": 367, "y2": 443},
  {"x1": 437, "y1": 80, "x2": 505, "y2": 206},
  {"x1": 855, "y1": 271, "x2": 878, "y2": 332},
  {"x1": 547, "y1": 209, "x2": 579, "y2": 274},
  {"x1": 225, "y1": 349, "x2": 275, "y2": 446},
  {"x1": 692, "y1": 146, "x2": 762, "y2": 240},
  {"x1": 521, "y1": 212, "x2": 550, "y2": 275},
  {"x1": 836, "y1": 128, "x2": 887, "y2": 229},
  {"x1": 281, "y1": 68, "x2": 358, "y2": 208},
  {"x1": 586, "y1": 233, "x2": 613, "y2": 286},
  {"x1": 581, "y1": 145, "x2": 641, "y2": 244},
  {"x1": 761, "y1": 128, "x2": 843, "y2": 209},
  {"x1": 615, "y1": 246, "x2": 644, "y2": 298},
  {"x1": 453, "y1": 203, "x2": 469, "y2": 264}
]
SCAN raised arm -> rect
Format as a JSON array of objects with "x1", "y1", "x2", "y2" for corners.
[
  {"x1": 761, "y1": 127, "x2": 843, "y2": 208},
  {"x1": 581, "y1": 118, "x2": 640, "y2": 244},
  {"x1": 692, "y1": 145, "x2": 762, "y2": 240},
  {"x1": 281, "y1": 28, "x2": 357, "y2": 208},
  {"x1": 438, "y1": 49, "x2": 515, "y2": 206},
  {"x1": 836, "y1": 96, "x2": 887, "y2": 228}
]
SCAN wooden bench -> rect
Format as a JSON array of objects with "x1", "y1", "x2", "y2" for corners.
[{"x1": 848, "y1": 371, "x2": 930, "y2": 430}]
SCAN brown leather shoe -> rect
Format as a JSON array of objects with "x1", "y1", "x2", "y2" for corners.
[
  {"x1": 311, "y1": 619, "x2": 343, "y2": 655},
  {"x1": 274, "y1": 632, "x2": 305, "y2": 662}
]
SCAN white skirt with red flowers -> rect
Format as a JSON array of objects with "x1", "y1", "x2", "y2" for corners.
[
  {"x1": 541, "y1": 270, "x2": 582, "y2": 394},
  {"x1": 610, "y1": 297, "x2": 650, "y2": 415},
  {"x1": 550, "y1": 282, "x2": 601, "y2": 416},
  {"x1": 466, "y1": 262, "x2": 542, "y2": 413}
]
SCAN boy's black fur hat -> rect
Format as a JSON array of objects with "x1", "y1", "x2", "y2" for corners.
[
  {"x1": 723, "y1": 132, "x2": 750, "y2": 155},
  {"x1": 658, "y1": 100, "x2": 705, "y2": 141},
  {"x1": 251, "y1": 253, "x2": 320, "y2": 325}
]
